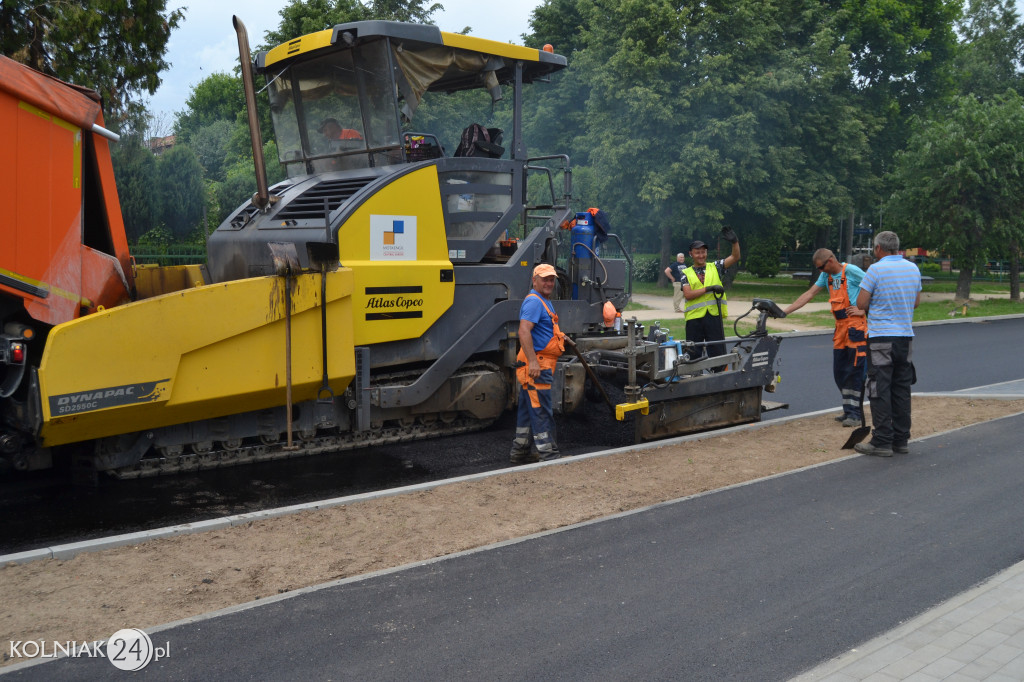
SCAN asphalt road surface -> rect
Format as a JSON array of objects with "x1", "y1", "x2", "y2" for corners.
[
  {"x1": 765, "y1": 317, "x2": 1024, "y2": 417},
  {"x1": 2, "y1": 317, "x2": 1022, "y2": 555},
  {"x1": 17, "y1": 403, "x2": 1024, "y2": 680}
]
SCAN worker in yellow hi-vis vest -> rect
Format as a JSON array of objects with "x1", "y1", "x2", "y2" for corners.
[{"x1": 681, "y1": 227, "x2": 741, "y2": 363}]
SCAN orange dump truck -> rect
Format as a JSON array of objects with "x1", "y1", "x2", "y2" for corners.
[{"x1": 0, "y1": 55, "x2": 134, "y2": 327}]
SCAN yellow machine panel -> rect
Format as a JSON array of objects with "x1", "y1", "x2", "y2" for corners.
[
  {"x1": 339, "y1": 165, "x2": 455, "y2": 346},
  {"x1": 133, "y1": 263, "x2": 206, "y2": 299},
  {"x1": 37, "y1": 269, "x2": 355, "y2": 446}
]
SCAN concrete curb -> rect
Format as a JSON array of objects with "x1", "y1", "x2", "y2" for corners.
[
  {"x1": 5, "y1": 392, "x2": 1023, "y2": 567},
  {"x1": 3, "y1": 409, "x2": 828, "y2": 566}
]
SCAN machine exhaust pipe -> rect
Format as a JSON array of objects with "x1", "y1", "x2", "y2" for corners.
[{"x1": 233, "y1": 16, "x2": 275, "y2": 211}]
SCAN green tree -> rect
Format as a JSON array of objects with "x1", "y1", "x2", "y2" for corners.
[
  {"x1": 954, "y1": 0, "x2": 1024, "y2": 100},
  {"x1": 157, "y1": 145, "x2": 206, "y2": 240},
  {"x1": 886, "y1": 92, "x2": 1024, "y2": 300},
  {"x1": 574, "y1": 0, "x2": 876, "y2": 276},
  {"x1": 953, "y1": 0, "x2": 1024, "y2": 299},
  {"x1": 263, "y1": 0, "x2": 369, "y2": 47},
  {"x1": 364, "y1": 0, "x2": 443, "y2": 23},
  {"x1": 215, "y1": 140, "x2": 286, "y2": 225},
  {"x1": 520, "y1": 0, "x2": 591, "y2": 170},
  {"x1": 744, "y1": 233, "x2": 783, "y2": 278},
  {"x1": 523, "y1": 0, "x2": 587, "y2": 54},
  {"x1": 189, "y1": 120, "x2": 236, "y2": 182},
  {"x1": 111, "y1": 135, "x2": 160, "y2": 241},
  {"x1": 0, "y1": 0, "x2": 184, "y2": 129},
  {"x1": 832, "y1": 0, "x2": 960, "y2": 230},
  {"x1": 173, "y1": 73, "x2": 247, "y2": 144},
  {"x1": 263, "y1": 0, "x2": 442, "y2": 48}
]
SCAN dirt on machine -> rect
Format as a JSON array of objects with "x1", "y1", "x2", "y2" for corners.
[{"x1": 0, "y1": 19, "x2": 787, "y2": 481}]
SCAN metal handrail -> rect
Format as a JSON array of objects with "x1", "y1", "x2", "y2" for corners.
[{"x1": 524, "y1": 154, "x2": 571, "y2": 215}]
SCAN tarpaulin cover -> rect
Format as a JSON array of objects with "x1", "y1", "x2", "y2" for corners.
[
  {"x1": 0, "y1": 55, "x2": 102, "y2": 129},
  {"x1": 392, "y1": 46, "x2": 497, "y2": 120}
]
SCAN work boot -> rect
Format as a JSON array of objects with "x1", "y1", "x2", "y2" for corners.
[
  {"x1": 509, "y1": 442, "x2": 538, "y2": 466},
  {"x1": 509, "y1": 428, "x2": 535, "y2": 465},
  {"x1": 841, "y1": 417, "x2": 861, "y2": 427},
  {"x1": 892, "y1": 443, "x2": 909, "y2": 455},
  {"x1": 834, "y1": 415, "x2": 845, "y2": 422},
  {"x1": 509, "y1": 450, "x2": 539, "y2": 465},
  {"x1": 854, "y1": 442, "x2": 893, "y2": 458},
  {"x1": 536, "y1": 444, "x2": 561, "y2": 461}
]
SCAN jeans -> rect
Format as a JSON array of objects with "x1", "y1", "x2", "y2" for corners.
[{"x1": 866, "y1": 337, "x2": 915, "y2": 447}]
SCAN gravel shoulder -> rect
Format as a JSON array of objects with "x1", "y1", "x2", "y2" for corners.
[{"x1": 3, "y1": 396, "x2": 1023, "y2": 665}]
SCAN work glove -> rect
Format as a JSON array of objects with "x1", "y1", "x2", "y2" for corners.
[
  {"x1": 707, "y1": 284, "x2": 725, "y2": 295},
  {"x1": 720, "y1": 226, "x2": 738, "y2": 244}
]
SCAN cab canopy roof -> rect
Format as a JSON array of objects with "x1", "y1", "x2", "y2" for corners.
[{"x1": 257, "y1": 20, "x2": 567, "y2": 92}]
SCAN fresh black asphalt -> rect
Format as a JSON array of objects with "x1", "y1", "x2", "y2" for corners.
[
  {"x1": 3, "y1": 317, "x2": 1021, "y2": 556},
  {"x1": 767, "y1": 316, "x2": 1024, "y2": 417},
  {"x1": 15, "y1": 407, "x2": 1024, "y2": 680}
]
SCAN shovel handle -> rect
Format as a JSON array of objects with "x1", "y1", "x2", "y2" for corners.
[{"x1": 564, "y1": 337, "x2": 616, "y2": 412}]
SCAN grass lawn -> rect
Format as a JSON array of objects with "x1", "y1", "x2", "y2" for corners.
[
  {"x1": 637, "y1": 276, "x2": 1015, "y2": 299},
  {"x1": 755, "y1": 293, "x2": 1024, "y2": 330},
  {"x1": 920, "y1": 280, "x2": 1011, "y2": 295},
  {"x1": 633, "y1": 275, "x2": 1022, "y2": 330},
  {"x1": 915, "y1": 298, "x2": 1024, "y2": 321},
  {"x1": 634, "y1": 278, "x2": 811, "y2": 302}
]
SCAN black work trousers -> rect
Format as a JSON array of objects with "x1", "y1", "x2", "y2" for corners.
[
  {"x1": 865, "y1": 336, "x2": 915, "y2": 448},
  {"x1": 685, "y1": 314, "x2": 726, "y2": 359}
]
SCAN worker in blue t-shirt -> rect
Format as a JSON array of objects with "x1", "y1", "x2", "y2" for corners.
[
  {"x1": 783, "y1": 248, "x2": 867, "y2": 427},
  {"x1": 510, "y1": 264, "x2": 565, "y2": 465}
]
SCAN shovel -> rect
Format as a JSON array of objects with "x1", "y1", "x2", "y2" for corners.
[{"x1": 841, "y1": 381, "x2": 871, "y2": 449}]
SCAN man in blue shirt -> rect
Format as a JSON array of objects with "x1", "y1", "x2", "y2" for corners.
[
  {"x1": 855, "y1": 231, "x2": 922, "y2": 457},
  {"x1": 783, "y1": 249, "x2": 868, "y2": 426},
  {"x1": 510, "y1": 264, "x2": 565, "y2": 465}
]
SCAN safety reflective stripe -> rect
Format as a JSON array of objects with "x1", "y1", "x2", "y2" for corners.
[
  {"x1": 684, "y1": 299, "x2": 718, "y2": 313},
  {"x1": 681, "y1": 265, "x2": 727, "y2": 320}
]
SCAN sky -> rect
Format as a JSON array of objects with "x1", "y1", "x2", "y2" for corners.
[{"x1": 144, "y1": 0, "x2": 543, "y2": 127}]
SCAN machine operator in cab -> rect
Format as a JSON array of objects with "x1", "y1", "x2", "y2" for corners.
[
  {"x1": 681, "y1": 227, "x2": 741, "y2": 361},
  {"x1": 510, "y1": 264, "x2": 565, "y2": 465},
  {"x1": 318, "y1": 117, "x2": 363, "y2": 143}
]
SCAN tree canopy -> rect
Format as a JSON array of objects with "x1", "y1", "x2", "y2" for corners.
[
  {"x1": 886, "y1": 92, "x2": 1024, "y2": 299},
  {"x1": 0, "y1": 0, "x2": 184, "y2": 129},
  {"x1": 20, "y1": 0, "x2": 1019, "y2": 291}
]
